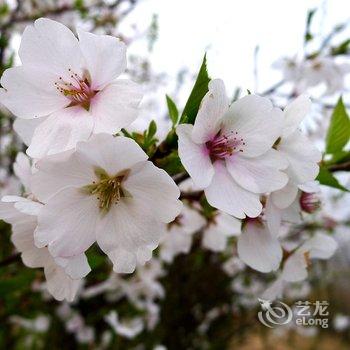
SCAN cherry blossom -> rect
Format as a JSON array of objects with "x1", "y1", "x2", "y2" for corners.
[
  {"x1": 262, "y1": 233, "x2": 338, "y2": 300},
  {"x1": 237, "y1": 219, "x2": 283, "y2": 273},
  {"x1": 31, "y1": 134, "x2": 182, "y2": 273},
  {"x1": 177, "y1": 79, "x2": 288, "y2": 218},
  {"x1": 0, "y1": 153, "x2": 89, "y2": 301},
  {"x1": 160, "y1": 205, "x2": 205, "y2": 263},
  {"x1": 0, "y1": 18, "x2": 143, "y2": 158}
]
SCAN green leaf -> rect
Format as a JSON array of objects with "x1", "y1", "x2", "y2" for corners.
[
  {"x1": 325, "y1": 97, "x2": 350, "y2": 154},
  {"x1": 147, "y1": 120, "x2": 157, "y2": 140},
  {"x1": 166, "y1": 95, "x2": 179, "y2": 126},
  {"x1": 317, "y1": 167, "x2": 349, "y2": 192},
  {"x1": 180, "y1": 54, "x2": 210, "y2": 124},
  {"x1": 304, "y1": 9, "x2": 316, "y2": 43},
  {"x1": 155, "y1": 150, "x2": 184, "y2": 175},
  {"x1": 331, "y1": 39, "x2": 350, "y2": 55}
]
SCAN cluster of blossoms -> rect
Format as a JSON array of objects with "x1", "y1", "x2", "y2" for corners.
[
  {"x1": 273, "y1": 55, "x2": 350, "y2": 95},
  {"x1": 0, "y1": 17, "x2": 338, "y2": 316}
]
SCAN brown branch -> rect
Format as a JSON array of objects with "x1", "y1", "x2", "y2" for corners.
[
  {"x1": 328, "y1": 161, "x2": 350, "y2": 172},
  {"x1": 180, "y1": 190, "x2": 203, "y2": 201}
]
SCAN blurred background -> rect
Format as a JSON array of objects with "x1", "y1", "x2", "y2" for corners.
[{"x1": 0, "y1": 0, "x2": 350, "y2": 349}]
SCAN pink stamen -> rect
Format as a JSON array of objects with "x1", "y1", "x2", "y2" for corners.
[
  {"x1": 54, "y1": 69, "x2": 96, "y2": 109},
  {"x1": 206, "y1": 130, "x2": 245, "y2": 161}
]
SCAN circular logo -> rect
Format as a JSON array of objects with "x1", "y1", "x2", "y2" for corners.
[{"x1": 258, "y1": 298, "x2": 293, "y2": 328}]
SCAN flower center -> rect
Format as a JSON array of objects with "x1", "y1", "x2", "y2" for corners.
[
  {"x1": 83, "y1": 168, "x2": 130, "y2": 213},
  {"x1": 54, "y1": 69, "x2": 96, "y2": 110},
  {"x1": 299, "y1": 192, "x2": 320, "y2": 213},
  {"x1": 206, "y1": 130, "x2": 245, "y2": 161}
]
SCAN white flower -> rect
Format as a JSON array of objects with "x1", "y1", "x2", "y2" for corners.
[
  {"x1": 177, "y1": 79, "x2": 288, "y2": 218},
  {"x1": 105, "y1": 311, "x2": 143, "y2": 339},
  {"x1": 0, "y1": 18, "x2": 142, "y2": 158},
  {"x1": 273, "y1": 56, "x2": 350, "y2": 95},
  {"x1": 271, "y1": 95, "x2": 321, "y2": 209},
  {"x1": 32, "y1": 134, "x2": 182, "y2": 273},
  {"x1": 222, "y1": 256, "x2": 245, "y2": 276},
  {"x1": 0, "y1": 153, "x2": 89, "y2": 301},
  {"x1": 262, "y1": 233, "x2": 337, "y2": 300},
  {"x1": 202, "y1": 212, "x2": 241, "y2": 252},
  {"x1": 10, "y1": 315, "x2": 50, "y2": 333},
  {"x1": 237, "y1": 219, "x2": 283, "y2": 273},
  {"x1": 302, "y1": 57, "x2": 350, "y2": 95},
  {"x1": 0, "y1": 196, "x2": 87, "y2": 301},
  {"x1": 160, "y1": 205, "x2": 205, "y2": 263},
  {"x1": 265, "y1": 181, "x2": 320, "y2": 237}
]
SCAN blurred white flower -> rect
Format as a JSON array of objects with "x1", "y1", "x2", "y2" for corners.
[
  {"x1": 265, "y1": 182, "x2": 320, "y2": 237},
  {"x1": 10, "y1": 315, "x2": 50, "y2": 333},
  {"x1": 273, "y1": 55, "x2": 350, "y2": 95},
  {"x1": 177, "y1": 79, "x2": 288, "y2": 218},
  {"x1": 32, "y1": 134, "x2": 182, "y2": 273},
  {"x1": 262, "y1": 233, "x2": 338, "y2": 300},
  {"x1": 105, "y1": 311, "x2": 144, "y2": 339},
  {"x1": 202, "y1": 212, "x2": 241, "y2": 252},
  {"x1": 0, "y1": 18, "x2": 143, "y2": 158},
  {"x1": 160, "y1": 205, "x2": 205, "y2": 262},
  {"x1": 333, "y1": 314, "x2": 350, "y2": 332},
  {"x1": 302, "y1": 57, "x2": 350, "y2": 95}
]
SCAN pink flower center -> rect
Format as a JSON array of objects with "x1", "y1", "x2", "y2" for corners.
[
  {"x1": 299, "y1": 192, "x2": 320, "y2": 213},
  {"x1": 54, "y1": 69, "x2": 96, "y2": 110},
  {"x1": 206, "y1": 130, "x2": 245, "y2": 161}
]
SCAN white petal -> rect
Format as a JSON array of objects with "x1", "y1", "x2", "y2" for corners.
[
  {"x1": 282, "y1": 94, "x2": 311, "y2": 138},
  {"x1": 19, "y1": 18, "x2": 83, "y2": 77},
  {"x1": 35, "y1": 188, "x2": 98, "y2": 257},
  {"x1": 55, "y1": 253, "x2": 91, "y2": 279},
  {"x1": 136, "y1": 245, "x2": 155, "y2": 266},
  {"x1": 177, "y1": 124, "x2": 214, "y2": 188},
  {"x1": 76, "y1": 134, "x2": 148, "y2": 176},
  {"x1": 278, "y1": 130, "x2": 321, "y2": 184},
  {"x1": 204, "y1": 162, "x2": 262, "y2": 219},
  {"x1": 160, "y1": 229, "x2": 192, "y2": 262},
  {"x1": 31, "y1": 150, "x2": 94, "y2": 203},
  {"x1": 91, "y1": 80, "x2": 143, "y2": 134},
  {"x1": 215, "y1": 212, "x2": 241, "y2": 236},
  {"x1": 222, "y1": 95, "x2": 283, "y2": 157},
  {"x1": 123, "y1": 161, "x2": 182, "y2": 223},
  {"x1": 261, "y1": 278, "x2": 285, "y2": 301},
  {"x1": 44, "y1": 262, "x2": 82, "y2": 302},
  {"x1": 180, "y1": 206, "x2": 206, "y2": 234},
  {"x1": 264, "y1": 196, "x2": 283, "y2": 237},
  {"x1": 13, "y1": 117, "x2": 46, "y2": 146},
  {"x1": 202, "y1": 228, "x2": 228, "y2": 252},
  {"x1": 96, "y1": 200, "x2": 162, "y2": 273},
  {"x1": 0, "y1": 66, "x2": 68, "y2": 118},
  {"x1": 300, "y1": 233, "x2": 338, "y2": 259},
  {"x1": 226, "y1": 149, "x2": 288, "y2": 193},
  {"x1": 27, "y1": 106, "x2": 93, "y2": 159},
  {"x1": 298, "y1": 180, "x2": 320, "y2": 193},
  {"x1": 237, "y1": 221, "x2": 282, "y2": 273},
  {"x1": 281, "y1": 252, "x2": 308, "y2": 282},
  {"x1": 108, "y1": 249, "x2": 137, "y2": 273},
  {"x1": 192, "y1": 79, "x2": 229, "y2": 143},
  {"x1": 271, "y1": 180, "x2": 299, "y2": 209},
  {"x1": 77, "y1": 29, "x2": 126, "y2": 90},
  {"x1": 13, "y1": 152, "x2": 32, "y2": 191}
]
